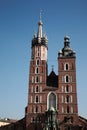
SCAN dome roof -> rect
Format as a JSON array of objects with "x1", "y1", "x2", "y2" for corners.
[{"x1": 58, "y1": 35, "x2": 76, "y2": 57}]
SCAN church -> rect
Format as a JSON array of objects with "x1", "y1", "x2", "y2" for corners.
[{"x1": 0, "y1": 17, "x2": 87, "y2": 130}]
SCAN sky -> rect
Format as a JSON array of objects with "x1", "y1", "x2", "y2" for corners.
[{"x1": 0, "y1": 0, "x2": 87, "y2": 120}]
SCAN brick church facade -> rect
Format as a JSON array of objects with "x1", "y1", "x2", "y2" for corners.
[
  {"x1": 25, "y1": 18, "x2": 87, "y2": 130},
  {"x1": 0, "y1": 18, "x2": 87, "y2": 130}
]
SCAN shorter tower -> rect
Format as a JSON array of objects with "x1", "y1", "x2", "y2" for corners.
[{"x1": 58, "y1": 36, "x2": 78, "y2": 128}]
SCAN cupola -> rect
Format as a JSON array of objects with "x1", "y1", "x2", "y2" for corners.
[{"x1": 58, "y1": 35, "x2": 75, "y2": 57}]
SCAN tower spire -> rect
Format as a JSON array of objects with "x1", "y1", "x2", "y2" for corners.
[
  {"x1": 38, "y1": 10, "x2": 43, "y2": 42},
  {"x1": 40, "y1": 9, "x2": 42, "y2": 21}
]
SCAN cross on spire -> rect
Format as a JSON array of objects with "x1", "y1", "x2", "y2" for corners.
[{"x1": 52, "y1": 65, "x2": 54, "y2": 71}]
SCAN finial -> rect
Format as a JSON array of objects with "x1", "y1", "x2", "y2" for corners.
[
  {"x1": 52, "y1": 65, "x2": 54, "y2": 71},
  {"x1": 40, "y1": 9, "x2": 42, "y2": 21}
]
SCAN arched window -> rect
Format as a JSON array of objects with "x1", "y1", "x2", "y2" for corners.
[
  {"x1": 67, "y1": 106, "x2": 69, "y2": 113},
  {"x1": 36, "y1": 86, "x2": 38, "y2": 92},
  {"x1": 66, "y1": 95, "x2": 69, "y2": 103},
  {"x1": 66, "y1": 85, "x2": 69, "y2": 92},
  {"x1": 49, "y1": 93, "x2": 56, "y2": 109},
  {"x1": 36, "y1": 60, "x2": 39, "y2": 65},
  {"x1": 36, "y1": 76, "x2": 39, "y2": 83},
  {"x1": 36, "y1": 68, "x2": 39, "y2": 74},
  {"x1": 66, "y1": 76, "x2": 69, "y2": 82},
  {"x1": 64, "y1": 63, "x2": 69, "y2": 70},
  {"x1": 65, "y1": 75, "x2": 70, "y2": 83},
  {"x1": 66, "y1": 64, "x2": 69, "y2": 70},
  {"x1": 35, "y1": 95, "x2": 38, "y2": 103},
  {"x1": 36, "y1": 106, "x2": 38, "y2": 113}
]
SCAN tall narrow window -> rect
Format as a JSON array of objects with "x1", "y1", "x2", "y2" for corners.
[
  {"x1": 66, "y1": 64, "x2": 69, "y2": 70},
  {"x1": 66, "y1": 85, "x2": 69, "y2": 92},
  {"x1": 36, "y1": 106, "x2": 38, "y2": 113},
  {"x1": 36, "y1": 86, "x2": 38, "y2": 93},
  {"x1": 67, "y1": 106, "x2": 69, "y2": 113},
  {"x1": 37, "y1": 60, "x2": 39, "y2": 65},
  {"x1": 49, "y1": 93, "x2": 56, "y2": 109},
  {"x1": 64, "y1": 63, "x2": 69, "y2": 70},
  {"x1": 65, "y1": 75, "x2": 70, "y2": 83},
  {"x1": 35, "y1": 95, "x2": 38, "y2": 103},
  {"x1": 36, "y1": 67, "x2": 39, "y2": 74},
  {"x1": 66, "y1": 76, "x2": 69, "y2": 82},
  {"x1": 36, "y1": 76, "x2": 39, "y2": 83},
  {"x1": 66, "y1": 95, "x2": 69, "y2": 103}
]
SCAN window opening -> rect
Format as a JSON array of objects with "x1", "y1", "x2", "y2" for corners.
[
  {"x1": 36, "y1": 95, "x2": 38, "y2": 103},
  {"x1": 49, "y1": 93, "x2": 56, "y2": 109},
  {"x1": 67, "y1": 106, "x2": 69, "y2": 113},
  {"x1": 66, "y1": 85, "x2": 69, "y2": 92},
  {"x1": 36, "y1": 86, "x2": 38, "y2": 92},
  {"x1": 36, "y1": 106, "x2": 38, "y2": 113},
  {"x1": 66, "y1": 64, "x2": 69, "y2": 70},
  {"x1": 66, "y1": 95, "x2": 69, "y2": 103},
  {"x1": 37, "y1": 60, "x2": 39, "y2": 65}
]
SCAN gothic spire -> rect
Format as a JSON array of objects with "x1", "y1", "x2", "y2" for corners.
[
  {"x1": 32, "y1": 11, "x2": 48, "y2": 48},
  {"x1": 38, "y1": 10, "x2": 43, "y2": 42}
]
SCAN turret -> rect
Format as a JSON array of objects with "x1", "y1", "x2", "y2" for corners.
[{"x1": 58, "y1": 36, "x2": 75, "y2": 57}]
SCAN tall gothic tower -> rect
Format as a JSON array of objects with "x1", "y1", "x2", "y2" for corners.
[
  {"x1": 25, "y1": 18, "x2": 48, "y2": 130},
  {"x1": 58, "y1": 36, "x2": 78, "y2": 128}
]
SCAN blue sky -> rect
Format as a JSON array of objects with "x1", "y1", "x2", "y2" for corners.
[{"x1": 0, "y1": 0, "x2": 87, "y2": 119}]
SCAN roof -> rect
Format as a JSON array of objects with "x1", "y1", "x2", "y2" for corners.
[{"x1": 47, "y1": 70, "x2": 58, "y2": 88}]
